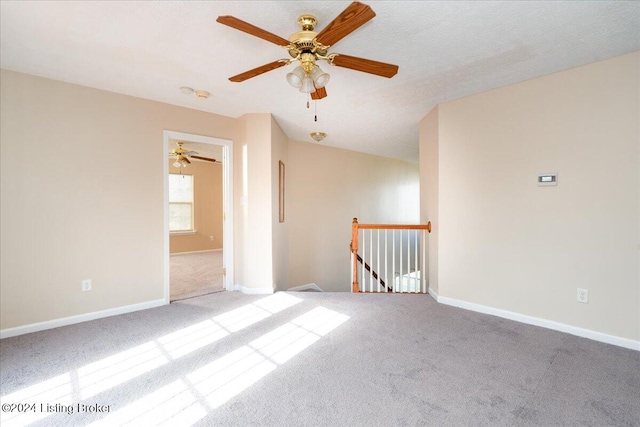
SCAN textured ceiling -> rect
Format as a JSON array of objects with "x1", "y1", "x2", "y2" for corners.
[{"x1": 2, "y1": 1, "x2": 639, "y2": 162}]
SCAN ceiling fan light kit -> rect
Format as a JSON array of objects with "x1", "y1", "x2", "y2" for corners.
[
  {"x1": 286, "y1": 66, "x2": 305, "y2": 88},
  {"x1": 300, "y1": 76, "x2": 315, "y2": 94},
  {"x1": 310, "y1": 66, "x2": 330, "y2": 88},
  {"x1": 173, "y1": 157, "x2": 188, "y2": 168},
  {"x1": 217, "y1": 1, "x2": 398, "y2": 101},
  {"x1": 286, "y1": 64, "x2": 330, "y2": 93}
]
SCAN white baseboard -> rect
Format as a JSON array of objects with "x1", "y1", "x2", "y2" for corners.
[
  {"x1": 428, "y1": 287, "x2": 439, "y2": 301},
  {"x1": 170, "y1": 249, "x2": 222, "y2": 256},
  {"x1": 433, "y1": 294, "x2": 639, "y2": 351},
  {"x1": 0, "y1": 299, "x2": 167, "y2": 339},
  {"x1": 233, "y1": 284, "x2": 274, "y2": 295},
  {"x1": 287, "y1": 283, "x2": 323, "y2": 292}
]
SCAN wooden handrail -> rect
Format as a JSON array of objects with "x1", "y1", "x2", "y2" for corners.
[
  {"x1": 357, "y1": 223, "x2": 432, "y2": 231},
  {"x1": 351, "y1": 217, "x2": 431, "y2": 293}
]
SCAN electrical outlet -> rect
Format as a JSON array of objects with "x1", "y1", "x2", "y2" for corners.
[
  {"x1": 82, "y1": 279, "x2": 92, "y2": 292},
  {"x1": 209, "y1": 235, "x2": 215, "y2": 241},
  {"x1": 577, "y1": 288, "x2": 588, "y2": 303}
]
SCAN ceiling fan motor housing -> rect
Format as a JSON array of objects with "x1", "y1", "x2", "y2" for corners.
[
  {"x1": 298, "y1": 14, "x2": 317, "y2": 31},
  {"x1": 288, "y1": 15, "x2": 328, "y2": 58}
]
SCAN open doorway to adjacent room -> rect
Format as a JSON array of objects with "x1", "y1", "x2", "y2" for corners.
[{"x1": 163, "y1": 131, "x2": 233, "y2": 302}]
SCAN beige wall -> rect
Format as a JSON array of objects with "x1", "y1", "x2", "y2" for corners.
[
  {"x1": 419, "y1": 106, "x2": 440, "y2": 295},
  {"x1": 271, "y1": 117, "x2": 289, "y2": 291},
  {"x1": 234, "y1": 114, "x2": 274, "y2": 291},
  {"x1": 422, "y1": 52, "x2": 639, "y2": 341},
  {"x1": 287, "y1": 140, "x2": 420, "y2": 292},
  {"x1": 168, "y1": 160, "x2": 223, "y2": 254},
  {"x1": 0, "y1": 68, "x2": 418, "y2": 330},
  {"x1": 0, "y1": 69, "x2": 283, "y2": 330}
]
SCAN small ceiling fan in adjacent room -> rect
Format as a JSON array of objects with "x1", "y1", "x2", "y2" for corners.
[
  {"x1": 217, "y1": 1, "x2": 399, "y2": 100},
  {"x1": 169, "y1": 142, "x2": 219, "y2": 168}
]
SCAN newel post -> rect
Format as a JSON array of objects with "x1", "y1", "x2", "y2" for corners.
[{"x1": 351, "y1": 218, "x2": 359, "y2": 293}]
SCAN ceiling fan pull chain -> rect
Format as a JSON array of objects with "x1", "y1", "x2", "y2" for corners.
[{"x1": 314, "y1": 100, "x2": 317, "y2": 122}]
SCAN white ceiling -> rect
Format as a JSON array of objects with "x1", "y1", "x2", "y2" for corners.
[{"x1": 2, "y1": 1, "x2": 638, "y2": 162}]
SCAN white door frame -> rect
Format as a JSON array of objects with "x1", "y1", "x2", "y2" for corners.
[{"x1": 163, "y1": 130, "x2": 234, "y2": 303}]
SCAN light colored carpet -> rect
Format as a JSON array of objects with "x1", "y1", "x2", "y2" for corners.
[
  {"x1": 1, "y1": 292, "x2": 639, "y2": 426},
  {"x1": 170, "y1": 251, "x2": 223, "y2": 301}
]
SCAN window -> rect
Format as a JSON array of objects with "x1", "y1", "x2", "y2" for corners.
[{"x1": 169, "y1": 174, "x2": 194, "y2": 232}]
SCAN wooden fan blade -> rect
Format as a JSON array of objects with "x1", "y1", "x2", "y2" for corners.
[
  {"x1": 315, "y1": 2, "x2": 376, "y2": 47},
  {"x1": 311, "y1": 86, "x2": 327, "y2": 100},
  {"x1": 191, "y1": 155, "x2": 218, "y2": 163},
  {"x1": 331, "y1": 54, "x2": 398, "y2": 78},
  {"x1": 217, "y1": 16, "x2": 290, "y2": 46},
  {"x1": 183, "y1": 157, "x2": 191, "y2": 164},
  {"x1": 229, "y1": 60, "x2": 289, "y2": 82}
]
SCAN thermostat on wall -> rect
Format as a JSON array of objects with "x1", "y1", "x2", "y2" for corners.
[{"x1": 538, "y1": 173, "x2": 557, "y2": 186}]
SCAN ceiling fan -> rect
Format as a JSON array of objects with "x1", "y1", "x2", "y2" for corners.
[
  {"x1": 169, "y1": 142, "x2": 219, "y2": 168},
  {"x1": 217, "y1": 1, "x2": 399, "y2": 100}
]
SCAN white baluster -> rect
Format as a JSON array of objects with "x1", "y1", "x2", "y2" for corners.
[
  {"x1": 369, "y1": 229, "x2": 373, "y2": 292},
  {"x1": 414, "y1": 229, "x2": 418, "y2": 293},
  {"x1": 384, "y1": 229, "x2": 388, "y2": 293},
  {"x1": 422, "y1": 230, "x2": 426, "y2": 293},
  {"x1": 392, "y1": 230, "x2": 396, "y2": 293},
  {"x1": 408, "y1": 230, "x2": 412, "y2": 291},
  {"x1": 407, "y1": 229, "x2": 411, "y2": 292},
  {"x1": 377, "y1": 229, "x2": 381, "y2": 292},
  {"x1": 400, "y1": 229, "x2": 403, "y2": 293},
  {"x1": 362, "y1": 230, "x2": 366, "y2": 292}
]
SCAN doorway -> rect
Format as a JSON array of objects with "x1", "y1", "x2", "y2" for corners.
[{"x1": 163, "y1": 130, "x2": 233, "y2": 303}]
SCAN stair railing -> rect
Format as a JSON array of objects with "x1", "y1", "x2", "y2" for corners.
[
  {"x1": 350, "y1": 218, "x2": 431, "y2": 293},
  {"x1": 355, "y1": 253, "x2": 392, "y2": 292}
]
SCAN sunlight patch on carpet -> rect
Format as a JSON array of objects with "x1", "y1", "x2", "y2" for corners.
[
  {"x1": 0, "y1": 293, "x2": 303, "y2": 426},
  {"x1": 88, "y1": 380, "x2": 206, "y2": 427},
  {"x1": 0, "y1": 373, "x2": 73, "y2": 427},
  {"x1": 92, "y1": 306, "x2": 349, "y2": 425},
  {"x1": 79, "y1": 342, "x2": 170, "y2": 399}
]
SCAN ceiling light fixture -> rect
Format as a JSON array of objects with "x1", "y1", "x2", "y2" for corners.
[
  {"x1": 311, "y1": 66, "x2": 330, "y2": 88},
  {"x1": 287, "y1": 63, "x2": 330, "y2": 94},
  {"x1": 286, "y1": 66, "x2": 305, "y2": 88},
  {"x1": 300, "y1": 76, "x2": 315, "y2": 94},
  {"x1": 173, "y1": 155, "x2": 188, "y2": 168},
  {"x1": 310, "y1": 132, "x2": 327, "y2": 142},
  {"x1": 180, "y1": 87, "x2": 210, "y2": 99}
]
